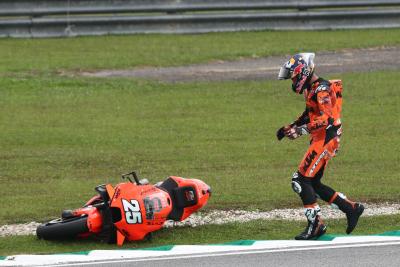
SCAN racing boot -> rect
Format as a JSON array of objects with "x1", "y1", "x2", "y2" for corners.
[
  {"x1": 295, "y1": 204, "x2": 327, "y2": 240},
  {"x1": 345, "y1": 203, "x2": 364, "y2": 234},
  {"x1": 329, "y1": 192, "x2": 364, "y2": 234}
]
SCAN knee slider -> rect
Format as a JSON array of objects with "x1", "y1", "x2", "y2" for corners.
[{"x1": 291, "y1": 171, "x2": 303, "y2": 194}]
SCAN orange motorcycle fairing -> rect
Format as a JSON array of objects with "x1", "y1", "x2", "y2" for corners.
[
  {"x1": 71, "y1": 206, "x2": 103, "y2": 234},
  {"x1": 109, "y1": 183, "x2": 172, "y2": 244},
  {"x1": 166, "y1": 176, "x2": 211, "y2": 221},
  {"x1": 36, "y1": 172, "x2": 211, "y2": 246}
]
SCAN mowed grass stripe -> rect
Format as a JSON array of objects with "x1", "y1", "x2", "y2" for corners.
[{"x1": 1, "y1": 28, "x2": 400, "y2": 72}]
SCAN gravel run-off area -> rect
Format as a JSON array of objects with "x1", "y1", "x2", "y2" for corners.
[{"x1": 1, "y1": 203, "x2": 399, "y2": 237}]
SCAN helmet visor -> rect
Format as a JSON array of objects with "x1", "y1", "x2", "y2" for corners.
[{"x1": 278, "y1": 67, "x2": 291, "y2": 80}]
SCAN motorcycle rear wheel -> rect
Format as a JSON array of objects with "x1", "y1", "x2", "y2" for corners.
[{"x1": 36, "y1": 216, "x2": 89, "y2": 240}]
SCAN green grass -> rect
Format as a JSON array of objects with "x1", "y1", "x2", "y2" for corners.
[
  {"x1": 1, "y1": 214, "x2": 400, "y2": 255},
  {"x1": 0, "y1": 28, "x2": 400, "y2": 72},
  {"x1": 1, "y1": 29, "x2": 399, "y2": 255},
  {"x1": 0, "y1": 71, "x2": 399, "y2": 224}
]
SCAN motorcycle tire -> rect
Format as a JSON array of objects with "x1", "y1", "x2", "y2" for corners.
[{"x1": 36, "y1": 215, "x2": 89, "y2": 240}]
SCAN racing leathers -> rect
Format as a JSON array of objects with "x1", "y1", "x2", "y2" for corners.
[
  {"x1": 283, "y1": 78, "x2": 364, "y2": 239},
  {"x1": 293, "y1": 78, "x2": 342, "y2": 177}
]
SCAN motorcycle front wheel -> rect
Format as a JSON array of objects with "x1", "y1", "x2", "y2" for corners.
[{"x1": 36, "y1": 216, "x2": 89, "y2": 240}]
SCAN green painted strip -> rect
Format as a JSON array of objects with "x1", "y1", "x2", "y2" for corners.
[
  {"x1": 58, "y1": 245, "x2": 175, "y2": 255},
  {"x1": 221, "y1": 240, "x2": 256, "y2": 246},
  {"x1": 140, "y1": 245, "x2": 175, "y2": 251},
  {"x1": 317, "y1": 230, "x2": 400, "y2": 241},
  {"x1": 57, "y1": 251, "x2": 91, "y2": 256},
  {"x1": 59, "y1": 245, "x2": 175, "y2": 255},
  {"x1": 316, "y1": 235, "x2": 341, "y2": 241},
  {"x1": 377, "y1": 230, "x2": 400, "y2": 236},
  {"x1": 3, "y1": 231, "x2": 400, "y2": 259}
]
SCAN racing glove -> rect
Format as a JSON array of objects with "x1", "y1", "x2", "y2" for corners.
[{"x1": 277, "y1": 125, "x2": 309, "y2": 141}]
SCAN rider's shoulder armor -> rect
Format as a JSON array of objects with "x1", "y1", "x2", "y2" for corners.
[
  {"x1": 308, "y1": 78, "x2": 331, "y2": 102},
  {"x1": 313, "y1": 79, "x2": 331, "y2": 94}
]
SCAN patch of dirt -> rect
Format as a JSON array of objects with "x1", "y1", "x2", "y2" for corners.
[{"x1": 79, "y1": 46, "x2": 400, "y2": 82}]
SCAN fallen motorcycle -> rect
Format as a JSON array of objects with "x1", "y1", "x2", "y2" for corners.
[{"x1": 36, "y1": 171, "x2": 211, "y2": 245}]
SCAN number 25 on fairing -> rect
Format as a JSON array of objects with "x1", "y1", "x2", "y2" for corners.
[{"x1": 122, "y1": 199, "x2": 142, "y2": 224}]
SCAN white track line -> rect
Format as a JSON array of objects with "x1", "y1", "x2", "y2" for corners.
[{"x1": 50, "y1": 240, "x2": 400, "y2": 267}]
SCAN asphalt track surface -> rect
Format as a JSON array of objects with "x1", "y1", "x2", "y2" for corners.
[{"x1": 56, "y1": 241, "x2": 400, "y2": 267}]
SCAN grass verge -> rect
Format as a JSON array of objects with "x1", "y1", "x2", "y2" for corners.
[
  {"x1": 1, "y1": 214, "x2": 400, "y2": 256},
  {"x1": 1, "y1": 28, "x2": 400, "y2": 73},
  {"x1": 0, "y1": 71, "x2": 399, "y2": 224}
]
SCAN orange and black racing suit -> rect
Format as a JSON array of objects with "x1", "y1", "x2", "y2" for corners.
[
  {"x1": 295, "y1": 78, "x2": 342, "y2": 178},
  {"x1": 288, "y1": 77, "x2": 362, "y2": 236},
  {"x1": 291, "y1": 78, "x2": 347, "y2": 207}
]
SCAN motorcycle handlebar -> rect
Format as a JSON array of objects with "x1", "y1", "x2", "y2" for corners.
[{"x1": 121, "y1": 171, "x2": 141, "y2": 185}]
